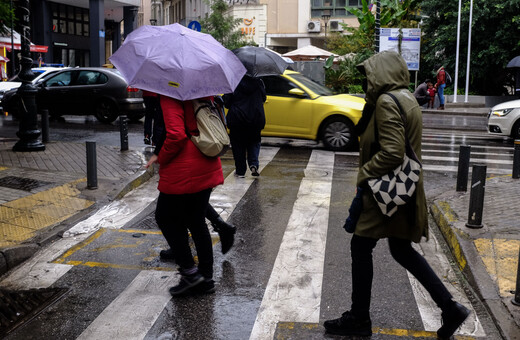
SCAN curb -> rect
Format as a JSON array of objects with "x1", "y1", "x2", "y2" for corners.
[
  {"x1": 0, "y1": 165, "x2": 155, "y2": 277},
  {"x1": 430, "y1": 200, "x2": 520, "y2": 340}
]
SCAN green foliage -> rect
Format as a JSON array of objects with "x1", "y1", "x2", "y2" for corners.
[
  {"x1": 420, "y1": 0, "x2": 520, "y2": 95},
  {"x1": 325, "y1": 0, "x2": 421, "y2": 93},
  {"x1": 325, "y1": 53, "x2": 370, "y2": 94},
  {"x1": 0, "y1": 0, "x2": 16, "y2": 35},
  {"x1": 200, "y1": 0, "x2": 252, "y2": 50}
]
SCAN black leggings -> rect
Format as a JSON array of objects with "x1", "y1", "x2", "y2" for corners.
[
  {"x1": 350, "y1": 234, "x2": 453, "y2": 318},
  {"x1": 155, "y1": 189, "x2": 213, "y2": 278}
]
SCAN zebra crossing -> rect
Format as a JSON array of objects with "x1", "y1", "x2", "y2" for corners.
[{"x1": 0, "y1": 134, "x2": 507, "y2": 339}]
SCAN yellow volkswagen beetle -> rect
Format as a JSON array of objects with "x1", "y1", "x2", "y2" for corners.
[{"x1": 260, "y1": 70, "x2": 365, "y2": 151}]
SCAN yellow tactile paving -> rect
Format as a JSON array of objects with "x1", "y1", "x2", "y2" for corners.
[
  {"x1": 0, "y1": 222, "x2": 35, "y2": 242},
  {"x1": 3, "y1": 197, "x2": 46, "y2": 210},
  {"x1": 0, "y1": 206, "x2": 25, "y2": 222},
  {"x1": 474, "y1": 238, "x2": 519, "y2": 297},
  {"x1": 0, "y1": 180, "x2": 94, "y2": 245},
  {"x1": 9, "y1": 211, "x2": 62, "y2": 230}
]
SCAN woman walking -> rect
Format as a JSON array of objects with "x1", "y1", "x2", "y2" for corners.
[{"x1": 324, "y1": 51, "x2": 469, "y2": 339}]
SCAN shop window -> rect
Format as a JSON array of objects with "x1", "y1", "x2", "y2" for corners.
[{"x1": 51, "y1": 3, "x2": 89, "y2": 36}]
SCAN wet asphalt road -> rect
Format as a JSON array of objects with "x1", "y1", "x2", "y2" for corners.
[{"x1": 0, "y1": 112, "x2": 511, "y2": 339}]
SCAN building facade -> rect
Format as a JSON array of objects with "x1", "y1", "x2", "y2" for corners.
[
  {"x1": 25, "y1": 0, "x2": 362, "y2": 69},
  {"x1": 29, "y1": 0, "x2": 139, "y2": 68},
  {"x1": 147, "y1": 0, "x2": 363, "y2": 53}
]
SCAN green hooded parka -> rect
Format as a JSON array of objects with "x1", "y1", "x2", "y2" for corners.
[{"x1": 355, "y1": 51, "x2": 428, "y2": 243}]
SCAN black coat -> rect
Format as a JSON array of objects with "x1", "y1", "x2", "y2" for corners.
[{"x1": 223, "y1": 76, "x2": 266, "y2": 132}]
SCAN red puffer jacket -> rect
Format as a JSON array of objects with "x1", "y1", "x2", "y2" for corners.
[{"x1": 157, "y1": 96, "x2": 224, "y2": 195}]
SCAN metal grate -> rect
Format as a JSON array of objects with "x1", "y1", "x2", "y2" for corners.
[
  {"x1": 0, "y1": 176, "x2": 51, "y2": 192},
  {"x1": 0, "y1": 288, "x2": 68, "y2": 337}
]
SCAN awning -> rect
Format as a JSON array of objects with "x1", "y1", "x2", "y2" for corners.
[
  {"x1": 0, "y1": 26, "x2": 48, "y2": 53},
  {"x1": 0, "y1": 42, "x2": 48, "y2": 53}
]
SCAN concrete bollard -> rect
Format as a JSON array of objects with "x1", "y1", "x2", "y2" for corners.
[
  {"x1": 120, "y1": 115, "x2": 129, "y2": 152},
  {"x1": 86, "y1": 141, "x2": 98, "y2": 190},
  {"x1": 466, "y1": 164, "x2": 486, "y2": 229},
  {"x1": 41, "y1": 109, "x2": 49, "y2": 143},
  {"x1": 513, "y1": 246, "x2": 520, "y2": 306},
  {"x1": 456, "y1": 145, "x2": 471, "y2": 191},
  {"x1": 513, "y1": 140, "x2": 520, "y2": 179}
]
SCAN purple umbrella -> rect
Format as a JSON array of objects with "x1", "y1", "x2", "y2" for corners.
[{"x1": 109, "y1": 24, "x2": 246, "y2": 101}]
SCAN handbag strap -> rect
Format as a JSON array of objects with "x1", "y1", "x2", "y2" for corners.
[{"x1": 374, "y1": 92, "x2": 421, "y2": 165}]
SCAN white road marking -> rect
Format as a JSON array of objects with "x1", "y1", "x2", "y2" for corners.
[
  {"x1": 76, "y1": 271, "x2": 179, "y2": 340},
  {"x1": 63, "y1": 178, "x2": 159, "y2": 237},
  {"x1": 410, "y1": 231, "x2": 486, "y2": 337},
  {"x1": 249, "y1": 150, "x2": 334, "y2": 340}
]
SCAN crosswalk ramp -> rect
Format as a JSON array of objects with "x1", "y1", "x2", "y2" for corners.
[{"x1": 0, "y1": 139, "x2": 503, "y2": 339}]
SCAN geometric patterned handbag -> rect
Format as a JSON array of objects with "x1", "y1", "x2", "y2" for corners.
[{"x1": 367, "y1": 93, "x2": 422, "y2": 217}]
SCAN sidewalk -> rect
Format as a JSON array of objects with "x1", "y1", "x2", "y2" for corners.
[
  {"x1": 0, "y1": 138, "x2": 154, "y2": 276},
  {"x1": 431, "y1": 174, "x2": 520, "y2": 340}
]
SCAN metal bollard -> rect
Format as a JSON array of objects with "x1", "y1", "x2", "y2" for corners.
[
  {"x1": 513, "y1": 246, "x2": 520, "y2": 306},
  {"x1": 41, "y1": 109, "x2": 49, "y2": 143},
  {"x1": 120, "y1": 115, "x2": 128, "y2": 151},
  {"x1": 86, "y1": 141, "x2": 98, "y2": 189},
  {"x1": 513, "y1": 140, "x2": 520, "y2": 179},
  {"x1": 466, "y1": 164, "x2": 486, "y2": 229},
  {"x1": 456, "y1": 145, "x2": 471, "y2": 191}
]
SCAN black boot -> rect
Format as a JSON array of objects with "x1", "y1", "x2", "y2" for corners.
[
  {"x1": 437, "y1": 301, "x2": 470, "y2": 339},
  {"x1": 212, "y1": 217, "x2": 236, "y2": 254},
  {"x1": 323, "y1": 311, "x2": 372, "y2": 337}
]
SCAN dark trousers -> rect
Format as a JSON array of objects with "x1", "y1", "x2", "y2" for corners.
[
  {"x1": 143, "y1": 96, "x2": 161, "y2": 137},
  {"x1": 206, "y1": 204, "x2": 220, "y2": 224},
  {"x1": 230, "y1": 129, "x2": 261, "y2": 176},
  {"x1": 155, "y1": 189, "x2": 213, "y2": 278},
  {"x1": 350, "y1": 234, "x2": 453, "y2": 319}
]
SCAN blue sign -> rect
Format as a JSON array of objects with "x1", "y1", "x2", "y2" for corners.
[{"x1": 188, "y1": 21, "x2": 201, "y2": 32}]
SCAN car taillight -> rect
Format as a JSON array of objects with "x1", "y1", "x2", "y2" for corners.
[{"x1": 127, "y1": 86, "x2": 139, "y2": 92}]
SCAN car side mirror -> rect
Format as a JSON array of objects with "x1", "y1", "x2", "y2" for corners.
[{"x1": 288, "y1": 88, "x2": 306, "y2": 97}]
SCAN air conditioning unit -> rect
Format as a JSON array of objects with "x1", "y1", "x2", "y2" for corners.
[
  {"x1": 329, "y1": 20, "x2": 343, "y2": 31},
  {"x1": 307, "y1": 21, "x2": 321, "y2": 33}
]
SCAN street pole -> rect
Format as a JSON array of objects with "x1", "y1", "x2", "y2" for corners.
[
  {"x1": 374, "y1": 0, "x2": 381, "y2": 53},
  {"x1": 12, "y1": 0, "x2": 45, "y2": 152},
  {"x1": 464, "y1": 0, "x2": 473, "y2": 103},
  {"x1": 453, "y1": 0, "x2": 462, "y2": 103},
  {"x1": 10, "y1": 0, "x2": 15, "y2": 77}
]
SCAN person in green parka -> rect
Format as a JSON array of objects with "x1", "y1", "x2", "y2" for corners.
[{"x1": 324, "y1": 51, "x2": 470, "y2": 339}]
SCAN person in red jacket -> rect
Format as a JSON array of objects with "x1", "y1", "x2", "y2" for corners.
[{"x1": 150, "y1": 95, "x2": 224, "y2": 296}]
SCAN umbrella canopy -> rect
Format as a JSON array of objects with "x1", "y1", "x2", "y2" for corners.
[
  {"x1": 233, "y1": 46, "x2": 289, "y2": 77},
  {"x1": 283, "y1": 45, "x2": 336, "y2": 61},
  {"x1": 506, "y1": 56, "x2": 520, "y2": 68},
  {"x1": 109, "y1": 23, "x2": 246, "y2": 101}
]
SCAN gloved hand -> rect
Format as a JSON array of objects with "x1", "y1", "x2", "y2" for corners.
[{"x1": 343, "y1": 187, "x2": 364, "y2": 233}]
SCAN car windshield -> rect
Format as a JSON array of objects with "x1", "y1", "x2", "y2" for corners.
[{"x1": 289, "y1": 73, "x2": 333, "y2": 96}]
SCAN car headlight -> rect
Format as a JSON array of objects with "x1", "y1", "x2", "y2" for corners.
[{"x1": 491, "y1": 108, "x2": 514, "y2": 117}]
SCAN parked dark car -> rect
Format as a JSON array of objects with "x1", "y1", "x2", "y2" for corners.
[{"x1": 2, "y1": 67, "x2": 145, "y2": 123}]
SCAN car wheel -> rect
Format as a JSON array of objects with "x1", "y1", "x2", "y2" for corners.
[
  {"x1": 320, "y1": 116, "x2": 356, "y2": 151},
  {"x1": 95, "y1": 100, "x2": 118, "y2": 123},
  {"x1": 512, "y1": 120, "x2": 520, "y2": 140}
]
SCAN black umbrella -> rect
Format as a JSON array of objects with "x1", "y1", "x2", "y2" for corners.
[
  {"x1": 506, "y1": 56, "x2": 520, "y2": 68},
  {"x1": 232, "y1": 46, "x2": 288, "y2": 77}
]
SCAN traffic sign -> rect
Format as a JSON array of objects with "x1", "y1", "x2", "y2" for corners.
[{"x1": 188, "y1": 21, "x2": 201, "y2": 32}]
